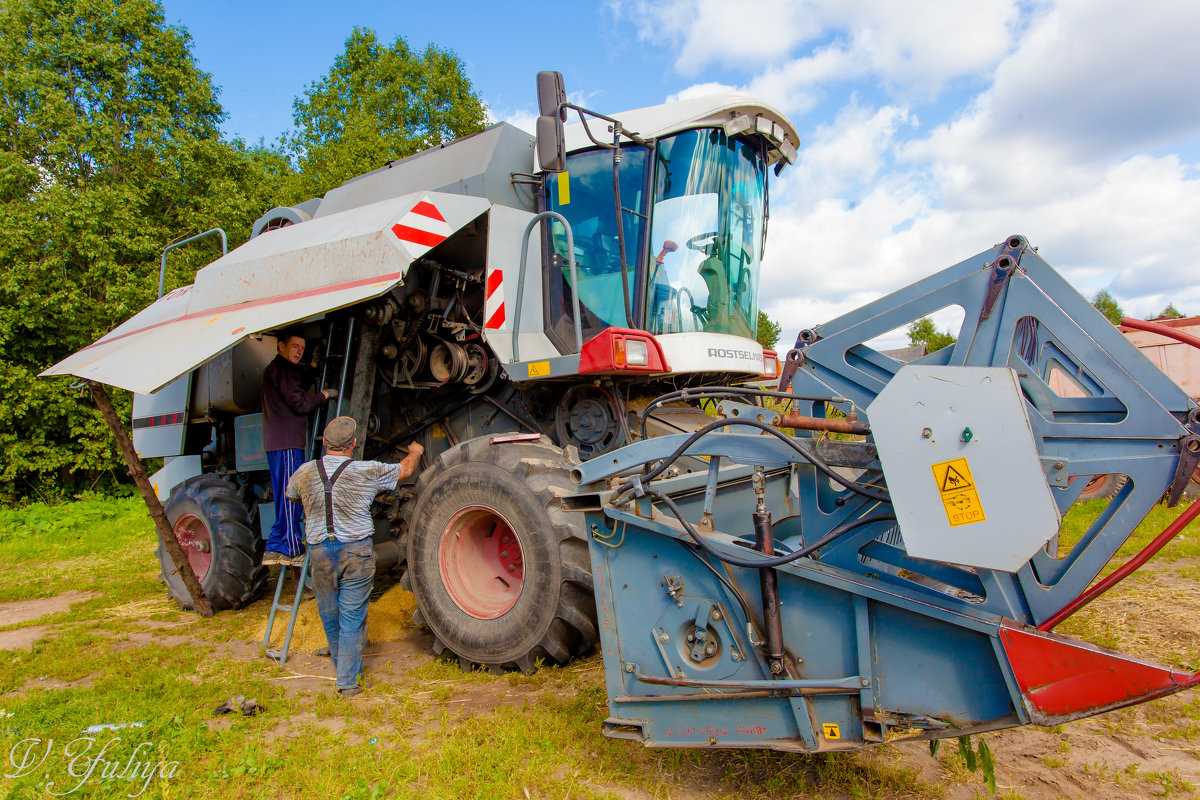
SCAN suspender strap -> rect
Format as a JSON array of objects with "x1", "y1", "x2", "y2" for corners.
[{"x1": 315, "y1": 458, "x2": 352, "y2": 537}]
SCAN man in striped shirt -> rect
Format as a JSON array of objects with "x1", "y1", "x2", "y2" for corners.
[{"x1": 286, "y1": 416, "x2": 423, "y2": 696}]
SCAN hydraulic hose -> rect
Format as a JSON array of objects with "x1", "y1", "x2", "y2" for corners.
[
  {"x1": 622, "y1": 416, "x2": 890, "y2": 503},
  {"x1": 647, "y1": 486, "x2": 894, "y2": 569},
  {"x1": 639, "y1": 385, "x2": 845, "y2": 440}
]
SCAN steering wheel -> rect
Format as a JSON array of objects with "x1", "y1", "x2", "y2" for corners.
[{"x1": 686, "y1": 231, "x2": 718, "y2": 255}]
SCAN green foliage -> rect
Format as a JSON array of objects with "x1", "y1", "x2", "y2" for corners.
[
  {"x1": 0, "y1": 0, "x2": 292, "y2": 501},
  {"x1": 756, "y1": 310, "x2": 782, "y2": 350},
  {"x1": 957, "y1": 735, "x2": 997, "y2": 795},
  {"x1": 1091, "y1": 289, "x2": 1124, "y2": 325},
  {"x1": 1158, "y1": 302, "x2": 1184, "y2": 319},
  {"x1": 285, "y1": 27, "x2": 488, "y2": 199},
  {"x1": 0, "y1": 494, "x2": 155, "y2": 603},
  {"x1": 906, "y1": 316, "x2": 956, "y2": 353}
]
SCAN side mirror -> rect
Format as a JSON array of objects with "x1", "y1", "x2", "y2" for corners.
[
  {"x1": 536, "y1": 71, "x2": 567, "y2": 173},
  {"x1": 536, "y1": 71, "x2": 566, "y2": 120},
  {"x1": 537, "y1": 116, "x2": 566, "y2": 173}
]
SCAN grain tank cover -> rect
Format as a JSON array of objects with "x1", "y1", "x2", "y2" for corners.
[{"x1": 42, "y1": 191, "x2": 489, "y2": 395}]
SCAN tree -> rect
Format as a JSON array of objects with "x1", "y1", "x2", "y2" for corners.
[
  {"x1": 0, "y1": 0, "x2": 291, "y2": 501},
  {"x1": 907, "y1": 317, "x2": 956, "y2": 353},
  {"x1": 286, "y1": 28, "x2": 488, "y2": 199},
  {"x1": 1091, "y1": 290, "x2": 1124, "y2": 325},
  {"x1": 756, "y1": 310, "x2": 782, "y2": 350},
  {"x1": 1157, "y1": 303, "x2": 1184, "y2": 319}
]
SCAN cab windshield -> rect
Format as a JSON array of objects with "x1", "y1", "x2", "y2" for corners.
[{"x1": 646, "y1": 129, "x2": 766, "y2": 339}]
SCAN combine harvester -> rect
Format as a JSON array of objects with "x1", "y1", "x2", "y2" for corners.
[{"x1": 45, "y1": 73, "x2": 1200, "y2": 752}]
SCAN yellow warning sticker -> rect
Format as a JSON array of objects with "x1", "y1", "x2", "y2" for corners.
[
  {"x1": 822, "y1": 723, "x2": 841, "y2": 740},
  {"x1": 557, "y1": 171, "x2": 571, "y2": 206},
  {"x1": 527, "y1": 360, "x2": 551, "y2": 378},
  {"x1": 931, "y1": 457, "x2": 987, "y2": 527}
]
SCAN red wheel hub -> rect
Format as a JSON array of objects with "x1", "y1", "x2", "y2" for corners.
[
  {"x1": 438, "y1": 505, "x2": 524, "y2": 619},
  {"x1": 173, "y1": 513, "x2": 212, "y2": 582}
]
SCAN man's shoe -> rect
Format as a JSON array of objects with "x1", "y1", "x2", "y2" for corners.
[
  {"x1": 338, "y1": 686, "x2": 363, "y2": 698},
  {"x1": 262, "y1": 551, "x2": 286, "y2": 566}
]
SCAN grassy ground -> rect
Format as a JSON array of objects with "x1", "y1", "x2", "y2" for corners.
[{"x1": 0, "y1": 493, "x2": 1198, "y2": 799}]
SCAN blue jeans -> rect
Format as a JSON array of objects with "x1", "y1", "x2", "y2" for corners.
[
  {"x1": 309, "y1": 538, "x2": 375, "y2": 690},
  {"x1": 266, "y1": 448, "x2": 305, "y2": 557}
]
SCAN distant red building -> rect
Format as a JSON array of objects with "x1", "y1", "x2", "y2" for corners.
[{"x1": 1119, "y1": 315, "x2": 1200, "y2": 396}]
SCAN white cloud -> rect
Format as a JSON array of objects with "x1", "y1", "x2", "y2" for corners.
[
  {"x1": 791, "y1": 101, "x2": 916, "y2": 204},
  {"x1": 613, "y1": 0, "x2": 1021, "y2": 110},
  {"x1": 612, "y1": 0, "x2": 820, "y2": 75},
  {"x1": 665, "y1": 82, "x2": 738, "y2": 103},
  {"x1": 487, "y1": 105, "x2": 537, "y2": 135},
  {"x1": 606, "y1": 0, "x2": 1200, "y2": 344},
  {"x1": 978, "y1": 0, "x2": 1200, "y2": 156}
]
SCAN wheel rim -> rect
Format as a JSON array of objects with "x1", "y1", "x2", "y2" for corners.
[
  {"x1": 438, "y1": 505, "x2": 524, "y2": 619},
  {"x1": 173, "y1": 513, "x2": 212, "y2": 582}
]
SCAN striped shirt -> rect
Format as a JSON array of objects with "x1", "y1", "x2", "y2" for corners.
[{"x1": 285, "y1": 456, "x2": 403, "y2": 545}]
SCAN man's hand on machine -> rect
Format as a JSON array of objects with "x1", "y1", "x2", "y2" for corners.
[
  {"x1": 397, "y1": 442, "x2": 424, "y2": 481},
  {"x1": 323, "y1": 388, "x2": 338, "y2": 399}
]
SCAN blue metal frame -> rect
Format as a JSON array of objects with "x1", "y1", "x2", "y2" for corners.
[{"x1": 574, "y1": 236, "x2": 1198, "y2": 752}]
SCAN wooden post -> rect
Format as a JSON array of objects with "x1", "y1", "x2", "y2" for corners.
[
  {"x1": 345, "y1": 323, "x2": 380, "y2": 461},
  {"x1": 89, "y1": 382, "x2": 214, "y2": 617}
]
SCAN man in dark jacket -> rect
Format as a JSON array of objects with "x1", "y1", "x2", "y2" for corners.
[{"x1": 262, "y1": 330, "x2": 335, "y2": 566}]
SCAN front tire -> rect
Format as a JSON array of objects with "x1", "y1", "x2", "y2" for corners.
[
  {"x1": 405, "y1": 436, "x2": 596, "y2": 673},
  {"x1": 159, "y1": 475, "x2": 268, "y2": 611},
  {"x1": 1077, "y1": 473, "x2": 1127, "y2": 502}
]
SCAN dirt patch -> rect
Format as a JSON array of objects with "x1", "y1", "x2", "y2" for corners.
[
  {"x1": 110, "y1": 632, "x2": 196, "y2": 652},
  {"x1": 261, "y1": 710, "x2": 349, "y2": 742},
  {"x1": 0, "y1": 590, "x2": 101, "y2": 627},
  {"x1": 0, "y1": 624, "x2": 52, "y2": 651}
]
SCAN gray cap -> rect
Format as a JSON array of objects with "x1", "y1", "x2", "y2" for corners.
[{"x1": 323, "y1": 416, "x2": 357, "y2": 450}]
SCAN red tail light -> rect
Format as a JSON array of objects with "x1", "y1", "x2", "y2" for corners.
[{"x1": 580, "y1": 328, "x2": 668, "y2": 374}]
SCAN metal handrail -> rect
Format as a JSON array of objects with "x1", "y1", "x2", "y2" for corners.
[
  {"x1": 158, "y1": 228, "x2": 227, "y2": 298},
  {"x1": 513, "y1": 211, "x2": 581, "y2": 361}
]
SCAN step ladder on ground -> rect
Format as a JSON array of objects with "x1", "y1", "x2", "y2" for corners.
[{"x1": 262, "y1": 554, "x2": 310, "y2": 664}]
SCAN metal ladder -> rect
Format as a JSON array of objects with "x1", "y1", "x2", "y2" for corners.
[
  {"x1": 262, "y1": 552, "x2": 311, "y2": 664},
  {"x1": 261, "y1": 319, "x2": 356, "y2": 665}
]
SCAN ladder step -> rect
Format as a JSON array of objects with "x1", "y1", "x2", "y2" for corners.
[{"x1": 261, "y1": 550, "x2": 312, "y2": 666}]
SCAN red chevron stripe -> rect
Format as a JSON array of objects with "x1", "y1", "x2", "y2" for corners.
[
  {"x1": 392, "y1": 224, "x2": 446, "y2": 248},
  {"x1": 486, "y1": 269, "x2": 503, "y2": 299},
  {"x1": 410, "y1": 201, "x2": 445, "y2": 222},
  {"x1": 485, "y1": 303, "x2": 505, "y2": 329}
]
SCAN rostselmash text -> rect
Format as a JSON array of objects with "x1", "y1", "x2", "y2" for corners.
[{"x1": 707, "y1": 348, "x2": 758, "y2": 360}]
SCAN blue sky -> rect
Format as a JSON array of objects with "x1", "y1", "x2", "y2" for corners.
[{"x1": 162, "y1": 0, "x2": 1200, "y2": 348}]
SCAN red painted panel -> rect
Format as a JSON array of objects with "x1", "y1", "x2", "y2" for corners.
[
  {"x1": 410, "y1": 200, "x2": 446, "y2": 222},
  {"x1": 1000, "y1": 621, "x2": 1198, "y2": 722},
  {"x1": 485, "y1": 303, "x2": 505, "y2": 330},
  {"x1": 486, "y1": 269, "x2": 503, "y2": 299},
  {"x1": 391, "y1": 224, "x2": 447, "y2": 248}
]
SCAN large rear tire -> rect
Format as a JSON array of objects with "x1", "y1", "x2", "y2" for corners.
[
  {"x1": 405, "y1": 436, "x2": 596, "y2": 673},
  {"x1": 159, "y1": 475, "x2": 268, "y2": 611}
]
